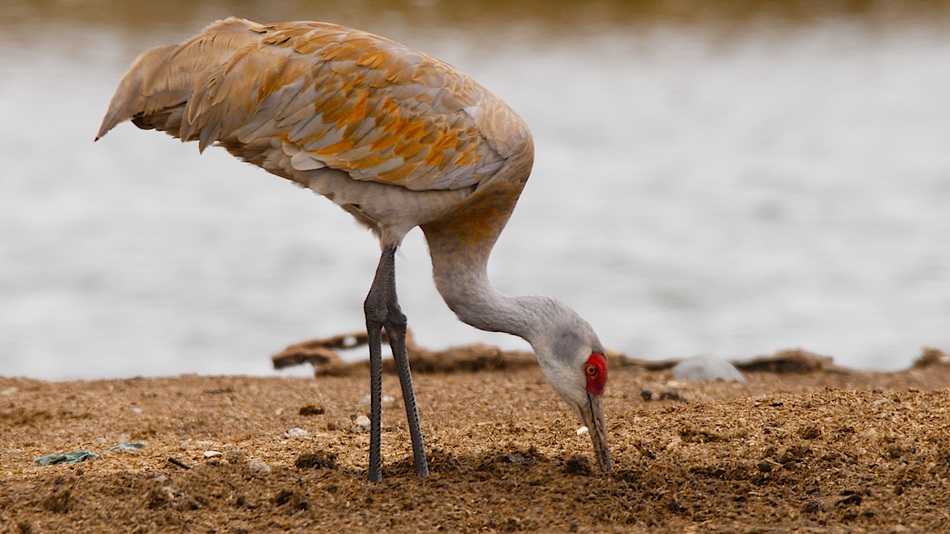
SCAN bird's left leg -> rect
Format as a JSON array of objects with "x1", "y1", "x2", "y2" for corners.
[
  {"x1": 384, "y1": 297, "x2": 430, "y2": 477},
  {"x1": 364, "y1": 246, "x2": 429, "y2": 479}
]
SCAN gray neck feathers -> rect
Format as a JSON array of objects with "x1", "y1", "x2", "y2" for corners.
[{"x1": 429, "y1": 251, "x2": 587, "y2": 356}]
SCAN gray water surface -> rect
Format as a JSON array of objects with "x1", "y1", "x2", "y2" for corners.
[{"x1": 2, "y1": 2, "x2": 949, "y2": 379}]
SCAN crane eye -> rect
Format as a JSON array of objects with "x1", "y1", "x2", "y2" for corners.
[{"x1": 585, "y1": 363, "x2": 599, "y2": 377}]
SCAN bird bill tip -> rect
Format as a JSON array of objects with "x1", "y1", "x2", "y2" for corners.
[{"x1": 582, "y1": 393, "x2": 614, "y2": 473}]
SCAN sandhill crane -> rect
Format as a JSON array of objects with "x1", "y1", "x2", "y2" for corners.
[{"x1": 97, "y1": 17, "x2": 613, "y2": 481}]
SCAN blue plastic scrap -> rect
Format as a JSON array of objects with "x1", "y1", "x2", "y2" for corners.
[{"x1": 36, "y1": 450, "x2": 100, "y2": 465}]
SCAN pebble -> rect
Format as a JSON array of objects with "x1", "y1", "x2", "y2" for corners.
[
  {"x1": 110, "y1": 441, "x2": 147, "y2": 452},
  {"x1": 284, "y1": 427, "x2": 309, "y2": 438},
  {"x1": 204, "y1": 450, "x2": 223, "y2": 458},
  {"x1": 247, "y1": 460, "x2": 271, "y2": 476},
  {"x1": 353, "y1": 415, "x2": 371, "y2": 432},
  {"x1": 672, "y1": 355, "x2": 746, "y2": 383}
]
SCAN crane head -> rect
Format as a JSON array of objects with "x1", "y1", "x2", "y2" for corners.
[{"x1": 531, "y1": 312, "x2": 614, "y2": 474}]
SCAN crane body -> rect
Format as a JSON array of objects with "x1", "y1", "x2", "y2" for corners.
[{"x1": 98, "y1": 18, "x2": 612, "y2": 481}]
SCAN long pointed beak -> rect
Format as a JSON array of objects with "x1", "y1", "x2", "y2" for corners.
[{"x1": 581, "y1": 392, "x2": 614, "y2": 472}]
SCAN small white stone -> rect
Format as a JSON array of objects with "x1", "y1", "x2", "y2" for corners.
[
  {"x1": 248, "y1": 460, "x2": 272, "y2": 476},
  {"x1": 354, "y1": 415, "x2": 371, "y2": 428},
  {"x1": 576, "y1": 426, "x2": 589, "y2": 436},
  {"x1": 204, "y1": 450, "x2": 222, "y2": 458},
  {"x1": 671, "y1": 355, "x2": 745, "y2": 383},
  {"x1": 284, "y1": 427, "x2": 309, "y2": 438}
]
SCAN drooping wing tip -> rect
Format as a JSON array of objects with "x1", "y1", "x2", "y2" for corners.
[
  {"x1": 93, "y1": 125, "x2": 111, "y2": 143},
  {"x1": 95, "y1": 108, "x2": 125, "y2": 142},
  {"x1": 95, "y1": 42, "x2": 182, "y2": 144}
]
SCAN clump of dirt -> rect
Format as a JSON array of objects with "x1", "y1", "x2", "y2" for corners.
[
  {"x1": 2, "y1": 346, "x2": 950, "y2": 531},
  {"x1": 298, "y1": 404, "x2": 325, "y2": 416},
  {"x1": 294, "y1": 450, "x2": 337, "y2": 469}
]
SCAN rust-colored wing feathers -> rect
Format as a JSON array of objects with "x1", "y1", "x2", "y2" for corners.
[{"x1": 98, "y1": 17, "x2": 529, "y2": 193}]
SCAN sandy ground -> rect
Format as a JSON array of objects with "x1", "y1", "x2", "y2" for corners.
[{"x1": 2, "y1": 348, "x2": 950, "y2": 533}]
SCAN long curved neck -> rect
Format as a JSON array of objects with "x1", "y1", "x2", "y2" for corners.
[
  {"x1": 420, "y1": 175, "x2": 541, "y2": 343},
  {"x1": 426, "y1": 237, "x2": 537, "y2": 342}
]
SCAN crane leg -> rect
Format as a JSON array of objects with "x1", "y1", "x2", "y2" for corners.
[
  {"x1": 365, "y1": 296, "x2": 384, "y2": 482},
  {"x1": 364, "y1": 246, "x2": 429, "y2": 481},
  {"x1": 386, "y1": 297, "x2": 431, "y2": 478}
]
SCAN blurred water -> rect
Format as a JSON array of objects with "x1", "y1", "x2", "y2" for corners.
[{"x1": 1, "y1": 1, "x2": 948, "y2": 379}]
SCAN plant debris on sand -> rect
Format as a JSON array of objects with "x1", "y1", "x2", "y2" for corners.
[{"x1": 2, "y1": 347, "x2": 950, "y2": 532}]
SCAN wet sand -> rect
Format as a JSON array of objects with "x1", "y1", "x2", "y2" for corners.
[{"x1": 2, "y1": 349, "x2": 949, "y2": 532}]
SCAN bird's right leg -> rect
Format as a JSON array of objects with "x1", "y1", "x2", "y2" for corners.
[{"x1": 363, "y1": 248, "x2": 393, "y2": 483}]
